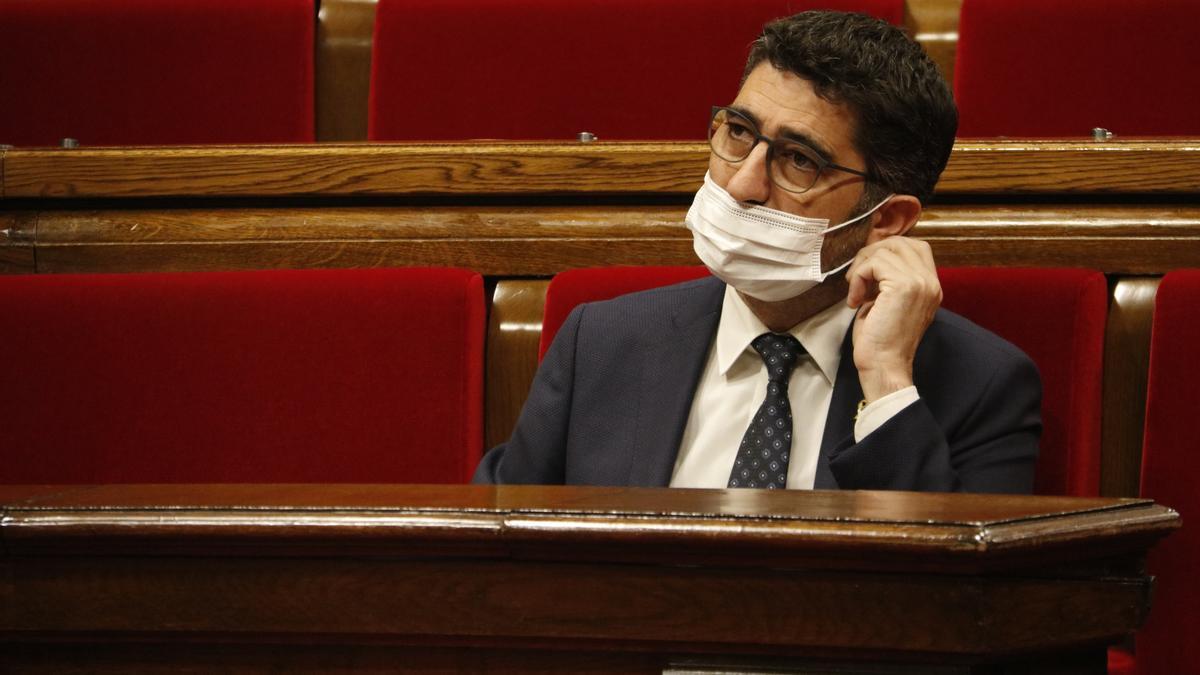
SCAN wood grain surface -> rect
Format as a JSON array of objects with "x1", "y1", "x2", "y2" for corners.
[
  {"x1": 0, "y1": 484, "x2": 1177, "y2": 569},
  {"x1": 0, "y1": 211, "x2": 35, "y2": 273},
  {"x1": 486, "y1": 280, "x2": 549, "y2": 449},
  {"x1": 315, "y1": 0, "x2": 377, "y2": 142},
  {"x1": 908, "y1": 0, "x2": 963, "y2": 87},
  {"x1": 1101, "y1": 279, "x2": 1161, "y2": 498},
  {"x1": 5, "y1": 140, "x2": 1200, "y2": 199},
  {"x1": 1, "y1": 143, "x2": 706, "y2": 198},
  {"x1": 0, "y1": 484, "x2": 1179, "y2": 673},
  {"x1": 17, "y1": 204, "x2": 1200, "y2": 275}
]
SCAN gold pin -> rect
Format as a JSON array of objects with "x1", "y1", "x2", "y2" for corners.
[{"x1": 854, "y1": 398, "x2": 868, "y2": 421}]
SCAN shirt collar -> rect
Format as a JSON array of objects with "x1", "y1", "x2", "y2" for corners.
[{"x1": 716, "y1": 285, "x2": 856, "y2": 385}]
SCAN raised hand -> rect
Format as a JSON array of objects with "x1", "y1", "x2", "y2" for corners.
[{"x1": 844, "y1": 237, "x2": 942, "y2": 403}]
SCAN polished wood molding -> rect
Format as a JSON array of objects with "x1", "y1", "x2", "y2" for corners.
[
  {"x1": 0, "y1": 484, "x2": 1180, "y2": 673},
  {"x1": 486, "y1": 280, "x2": 549, "y2": 449},
  {"x1": 913, "y1": 206, "x2": 1200, "y2": 274},
  {"x1": 0, "y1": 211, "x2": 36, "y2": 274},
  {"x1": 5, "y1": 140, "x2": 1200, "y2": 199},
  {"x1": 21, "y1": 205, "x2": 1200, "y2": 275},
  {"x1": 907, "y1": 0, "x2": 962, "y2": 86},
  {"x1": 1101, "y1": 278, "x2": 1161, "y2": 498},
  {"x1": 315, "y1": 0, "x2": 378, "y2": 142},
  {"x1": 0, "y1": 484, "x2": 1177, "y2": 570},
  {"x1": 0, "y1": 143, "x2": 706, "y2": 198}
]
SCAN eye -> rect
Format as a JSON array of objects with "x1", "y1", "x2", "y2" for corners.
[
  {"x1": 780, "y1": 146, "x2": 820, "y2": 173},
  {"x1": 725, "y1": 119, "x2": 754, "y2": 141}
]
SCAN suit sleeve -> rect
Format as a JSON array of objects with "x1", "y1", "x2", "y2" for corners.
[
  {"x1": 472, "y1": 305, "x2": 584, "y2": 485},
  {"x1": 826, "y1": 347, "x2": 1041, "y2": 494}
]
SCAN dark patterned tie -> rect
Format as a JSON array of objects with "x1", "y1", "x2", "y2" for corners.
[{"x1": 728, "y1": 332, "x2": 806, "y2": 489}]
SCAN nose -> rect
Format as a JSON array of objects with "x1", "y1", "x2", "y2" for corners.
[{"x1": 723, "y1": 142, "x2": 771, "y2": 205}]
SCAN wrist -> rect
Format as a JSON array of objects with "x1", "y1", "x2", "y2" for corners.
[{"x1": 858, "y1": 364, "x2": 914, "y2": 403}]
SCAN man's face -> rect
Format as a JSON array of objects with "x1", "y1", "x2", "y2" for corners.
[{"x1": 709, "y1": 63, "x2": 872, "y2": 268}]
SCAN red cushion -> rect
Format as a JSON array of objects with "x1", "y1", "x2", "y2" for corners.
[
  {"x1": 540, "y1": 266, "x2": 1106, "y2": 496},
  {"x1": 0, "y1": 268, "x2": 485, "y2": 484},
  {"x1": 0, "y1": 0, "x2": 315, "y2": 146},
  {"x1": 369, "y1": 0, "x2": 903, "y2": 141},
  {"x1": 540, "y1": 266, "x2": 711, "y2": 359},
  {"x1": 1108, "y1": 647, "x2": 1138, "y2": 675},
  {"x1": 954, "y1": 0, "x2": 1200, "y2": 137},
  {"x1": 1135, "y1": 270, "x2": 1200, "y2": 675},
  {"x1": 939, "y1": 268, "x2": 1106, "y2": 496}
]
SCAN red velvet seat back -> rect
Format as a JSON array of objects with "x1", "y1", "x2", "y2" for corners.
[
  {"x1": 954, "y1": 0, "x2": 1200, "y2": 137},
  {"x1": 540, "y1": 266, "x2": 712, "y2": 359},
  {"x1": 1, "y1": 269, "x2": 485, "y2": 484},
  {"x1": 540, "y1": 266, "x2": 1107, "y2": 496},
  {"x1": 369, "y1": 0, "x2": 904, "y2": 141},
  {"x1": 938, "y1": 268, "x2": 1106, "y2": 496},
  {"x1": 1136, "y1": 270, "x2": 1200, "y2": 675},
  {"x1": 0, "y1": 0, "x2": 315, "y2": 146}
]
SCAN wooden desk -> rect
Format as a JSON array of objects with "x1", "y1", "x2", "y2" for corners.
[{"x1": 0, "y1": 484, "x2": 1179, "y2": 674}]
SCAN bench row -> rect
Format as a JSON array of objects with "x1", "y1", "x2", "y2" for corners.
[
  {"x1": 1, "y1": 265, "x2": 1188, "y2": 493},
  {"x1": 3, "y1": 265, "x2": 1196, "y2": 672},
  {"x1": 2, "y1": 0, "x2": 1198, "y2": 146}
]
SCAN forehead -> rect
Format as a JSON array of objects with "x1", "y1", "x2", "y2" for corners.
[{"x1": 730, "y1": 63, "x2": 861, "y2": 164}]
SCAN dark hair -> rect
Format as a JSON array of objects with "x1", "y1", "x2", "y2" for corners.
[{"x1": 743, "y1": 11, "x2": 957, "y2": 205}]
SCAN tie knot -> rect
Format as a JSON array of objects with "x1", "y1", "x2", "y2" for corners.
[{"x1": 751, "y1": 332, "x2": 805, "y2": 383}]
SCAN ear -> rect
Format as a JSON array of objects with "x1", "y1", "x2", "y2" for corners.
[{"x1": 864, "y1": 194, "x2": 922, "y2": 245}]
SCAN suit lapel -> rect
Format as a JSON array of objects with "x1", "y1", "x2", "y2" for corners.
[
  {"x1": 625, "y1": 278, "x2": 724, "y2": 487},
  {"x1": 815, "y1": 323, "x2": 861, "y2": 489}
]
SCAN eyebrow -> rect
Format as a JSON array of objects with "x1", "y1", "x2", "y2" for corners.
[{"x1": 727, "y1": 104, "x2": 836, "y2": 163}]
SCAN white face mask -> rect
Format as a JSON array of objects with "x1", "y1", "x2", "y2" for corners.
[{"x1": 686, "y1": 172, "x2": 892, "y2": 302}]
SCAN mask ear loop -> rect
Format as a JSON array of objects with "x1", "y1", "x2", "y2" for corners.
[
  {"x1": 822, "y1": 194, "x2": 896, "y2": 235},
  {"x1": 816, "y1": 194, "x2": 896, "y2": 278}
]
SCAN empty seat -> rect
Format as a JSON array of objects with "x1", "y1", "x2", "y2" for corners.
[
  {"x1": 954, "y1": 0, "x2": 1200, "y2": 137},
  {"x1": 1, "y1": 268, "x2": 485, "y2": 484},
  {"x1": 540, "y1": 266, "x2": 1107, "y2": 496},
  {"x1": 0, "y1": 0, "x2": 315, "y2": 146},
  {"x1": 369, "y1": 0, "x2": 904, "y2": 141},
  {"x1": 1134, "y1": 270, "x2": 1200, "y2": 674}
]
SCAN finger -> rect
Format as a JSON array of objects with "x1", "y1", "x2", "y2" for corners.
[
  {"x1": 911, "y1": 237, "x2": 937, "y2": 270},
  {"x1": 894, "y1": 238, "x2": 939, "y2": 287},
  {"x1": 845, "y1": 254, "x2": 880, "y2": 308},
  {"x1": 869, "y1": 238, "x2": 926, "y2": 277},
  {"x1": 854, "y1": 298, "x2": 875, "y2": 322},
  {"x1": 859, "y1": 250, "x2": 909, "y2": 293},
  {"x1": 846, "y1": 248, "x2": 910, "y2": 308},
  {"x1": 871, "y1": 241, "x2": 941, "y2": 298}
]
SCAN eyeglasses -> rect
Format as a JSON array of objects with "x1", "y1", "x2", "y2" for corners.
[{"x1": 707, "y1": 106, "x2": 869, "y2": 194}]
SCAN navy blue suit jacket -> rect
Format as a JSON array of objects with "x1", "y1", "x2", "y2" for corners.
[{"x1": 474, "y1": 276, "x2": 1041, "y2": 493}]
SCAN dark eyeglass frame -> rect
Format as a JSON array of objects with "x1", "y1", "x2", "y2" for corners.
[{"x1": 708, "y1": 106, "x2": 870, "y2": 194}]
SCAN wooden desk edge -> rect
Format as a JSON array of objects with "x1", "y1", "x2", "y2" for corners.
[
  {"x1": 1, "y1": 485, "x2": 1179, "y2": 572},
  {"x1": 5, "y1": 140, "x2": 1200, "y2": 198}
]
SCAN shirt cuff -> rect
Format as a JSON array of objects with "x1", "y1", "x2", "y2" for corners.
[{"x1": 853, "y1": 386, "x2": 920, "y2": 443}]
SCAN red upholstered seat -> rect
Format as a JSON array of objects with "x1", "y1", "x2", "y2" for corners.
[
  {"x1": 1108, "y1": 646, "x2": 1138, "y2": 675},
  {"x1": 369, "y1": 0, "x2": 904, "y2": 141},
  {"x1": 0, "y1": 0, "x2": 315, "y2": 146},
  {"x1": 1, "y1": 268, "x2": 485, "y2": 484},
  {"x1": 954, "y1": 0, "x2": 1200, "y2": 137},
  {"x1": 1133, "y1": 270, "x2": 1200, "y2": 675},
  {"x1": 540, "y1": 266, "x2": 712, "y2": 359},
  {"x1": 938, "y1": 268, "x2": 1106, "y2": 496},
  {"x1": 540, "y1": 266, "x2": 1106, "y2": 496}
]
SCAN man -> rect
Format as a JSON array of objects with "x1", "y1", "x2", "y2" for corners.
[{"x1": 474, "y1": 11, "x2": 1040, "y2": 492}]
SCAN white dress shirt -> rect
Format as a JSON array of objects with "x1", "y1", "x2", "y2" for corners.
[{"x1": 670, "y1": 286, "x2": 918, "y2": 489}]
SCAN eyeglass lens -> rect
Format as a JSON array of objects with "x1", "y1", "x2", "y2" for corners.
[{"x1": 708, "y1": 108, "x2": 824, "y2": 193}]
